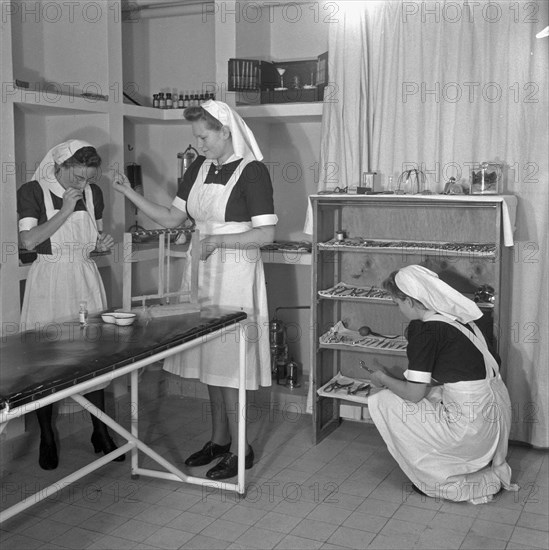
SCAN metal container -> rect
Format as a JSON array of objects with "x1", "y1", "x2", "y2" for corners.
[{"x1": 286, "y1": 358, "x2": 300, "y2": 389}]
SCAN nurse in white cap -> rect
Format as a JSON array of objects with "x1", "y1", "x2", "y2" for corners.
[
  {"x1": 113, "y1": 100, "x2": 277, "y2": 480},
  {"x1": 368, "y1": 265, "x2": 518, "y2": 504},
  {"x1": 18, "y1": 140, "x2": 123, "y2": 470}
]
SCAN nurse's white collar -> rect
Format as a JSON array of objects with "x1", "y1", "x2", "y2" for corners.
[{"x1": 213, "y1": 154, "x2": 242, "y2": 167}]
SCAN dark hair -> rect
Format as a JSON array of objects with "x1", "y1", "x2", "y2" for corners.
[
  {"x1": 382, "y1": 271, "x2": 410, "y2": 301},
  {"x1": 382, "y1": 270, "x2": 427, "y2": 309},
  {"x1": 183, "y1": 106, "x2": 224, "y2": 131},
  {"x1": 61, "y1": 146, "x2": 102, "y2": 168}
]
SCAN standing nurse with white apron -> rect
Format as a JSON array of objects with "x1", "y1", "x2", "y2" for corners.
[
  {"x1": 18, "y1": 140, "x2": 124, "y2": 470},
  {"x1": 113, "y1": 100, "x2": 277, "y2": 480},
  {"x1": 367, "y1": 265, "x2": 519, "y2": 504}
]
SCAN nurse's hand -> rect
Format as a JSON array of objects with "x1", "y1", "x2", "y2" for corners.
[
  {"x1": 96, "y1": 233, "x2": 115, "y2": 252},
  {"x1": 369, "y1": 368, "x2": 389, "y2": 388},
  {"x1": 61, "y1": 187, "x2": 83, "y2": 213},
  {"x1": 199, "y1": 236, "x2": 220, "y2": 261},
  {"x1": 112, "y1": 172, "x2": 132, "y2": 195}
]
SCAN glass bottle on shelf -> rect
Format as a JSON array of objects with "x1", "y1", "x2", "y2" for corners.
[
  {"x1": 178, "y1": 94, "x2": 184, "y2": 108},
  {"x1": 166, "y1": 93, "x2": 173, "y2": 109},
  {"x1": 79, "y1": 301, "x2": 88, "y2": 326},
  {"x1": 152, "y1": 94, "x2": 159, "y2": 108},
  {"x1": 158, "y1": 92, "x2": 166, "y2": 109}
]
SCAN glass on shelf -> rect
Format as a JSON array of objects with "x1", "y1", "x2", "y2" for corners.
[
  {"x1": 275, "y1": 67, "x2": 287, "y2": 91},
  {"x1": 470, "y1": 162, "x2": 502, "y2": 194}
]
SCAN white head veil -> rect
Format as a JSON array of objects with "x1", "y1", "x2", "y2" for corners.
[
  {"x1": 395, "y1": 265, "x2": 482, "y2": 324},
  {"x1": 201, "y1": 100, "x2": 263, "y2": 161},
  {"x1": 32, "y1": 139, "x2": 95, "y2": 197}
]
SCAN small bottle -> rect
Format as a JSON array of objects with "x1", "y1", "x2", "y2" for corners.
[
  {"x1": 79, "y1": 301, "x2": 88, "y2": 326},
  {"x1": 158, "y1": 92, "x2": 166, "y2": 109},
  {"x1": 166, "y1": 92, "x2": 173, "y2": 109},
  {"x1": 178, "y1": 94, "x2": 184, "y2": 108},
  {"x1": 183, "y1": 92, "x2": 190, "y2": 108},
  {"x1": 199, "y1": 92, "x2": 205, "y2": 105},
  {"x1": 152, "y1": 93, "x2": 159, "y2": 108}
]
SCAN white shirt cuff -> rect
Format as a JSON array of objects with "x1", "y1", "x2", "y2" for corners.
[
  {"x1": 404, "y1": 369, "x2": 432, "y2": 384},
  {"x1": 172, "y1": 196, "x2": 187, "y2": 212},
  {"x1": 252, "y1": 214, "x2": 278, "y2": 228},
  {"x1": 19, "y1": 217, "x2": 38, "y2": 232}
]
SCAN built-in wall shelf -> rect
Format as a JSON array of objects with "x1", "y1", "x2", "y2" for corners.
[
  {"x1": 235, "y1": 102, "x2": 323, "y2": 123},
  {"x1": 123, "y1": 104, "x2": 189, "y2": 124},
  {"x1": 13, "y1": 97, "x2": 109, "y2": 116}
]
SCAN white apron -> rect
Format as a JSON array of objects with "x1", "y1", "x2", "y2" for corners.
[
  {"x1": 163, "y1": 159, "x2": 272, "y2": 390},
  {"x1": 369, "y1": 314, "x2": 518, "y2": 504},
  {"x1": 20, "y1": 183, "x2": 108, "y2": 391}
]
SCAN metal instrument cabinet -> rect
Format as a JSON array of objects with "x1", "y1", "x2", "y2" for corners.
[{"x1": 310, "y1": 194, "x2": 515, "y2": 444}]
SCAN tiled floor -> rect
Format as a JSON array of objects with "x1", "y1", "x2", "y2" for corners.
[{"x1": 1, "y1": 374, "x2": 548, "y2": 550}]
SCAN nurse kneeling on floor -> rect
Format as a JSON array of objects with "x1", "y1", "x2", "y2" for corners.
[
  {"x1": 113, "y1": 100, "x2": 277, "y2": 480},
  {"x1": 367, "y1": 265, "x2": 519, "y2": 504}
]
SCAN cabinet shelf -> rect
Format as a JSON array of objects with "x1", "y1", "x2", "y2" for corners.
[
  {"x1": 319, "y1": 343, "x2": 407, "y2": 356},
  {"x1": 318, "y1": 240, "x2": 497, "y2": 259}
]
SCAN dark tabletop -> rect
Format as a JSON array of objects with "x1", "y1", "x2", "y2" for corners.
[{"x1": 0, "y1": 308, "x2": 246, "y2": 411}]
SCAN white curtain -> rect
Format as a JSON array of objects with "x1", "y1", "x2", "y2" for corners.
[{"x1": 319, "y1": 0, "x2": 548, "y2": 447}]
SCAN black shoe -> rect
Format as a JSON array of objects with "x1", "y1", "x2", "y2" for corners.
[
  {"x1": 185, "y1": 441, "x2": 231, "y2": 467},
  {"x1": 206, "y1": 447, "x2": 254, "y2": 480},
  {"x1": 91, "y1": 432, "x2": 125, "y2": 462},
  {"x1": 39, "y1": 439, "x2": 58, "y2": 470}
]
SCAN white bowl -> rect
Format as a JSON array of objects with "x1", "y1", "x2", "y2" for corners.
[{"x1": 101, "y1": 312, "x2": 137, "y2": 326}]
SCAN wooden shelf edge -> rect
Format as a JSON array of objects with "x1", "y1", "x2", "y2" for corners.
[{"x1": 318, "y1": 343, "x2": 407, "y2": 356}]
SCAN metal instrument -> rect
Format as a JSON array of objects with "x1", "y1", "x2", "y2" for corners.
[
  {"x1": 347, "y1": 383, "x2": 370, "y2": 396},
  {"x1": 360, "y1": 360, "x2": 374, "y2": 374},
  {"x1": 324, "y1": 380, "x2": 354, "y2": 392}
]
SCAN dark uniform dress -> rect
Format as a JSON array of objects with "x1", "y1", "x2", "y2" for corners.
[
  {"x1": 163, "y1": 155, "x2": 278, "y2": 389},
  {"x1": 17, "y1": 179, "x2": 107, "y2": 327}
]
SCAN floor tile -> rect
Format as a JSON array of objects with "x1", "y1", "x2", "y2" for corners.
[
  {"x1": 235, "y1": 526, "x2": 286, "y2": 549},
  {"x1": 290, "y1": 518, "x2": 339, "y2": 542},
  {"x1": 326, "y1": 525, "x2": 375, "y2": 549},
  {"x1": 165, "y1": 511, "x2": 215, "y2": 533},
  {"x1": 469, "y1": 518, "x2": 514, "y2": 541},
  {"x1": 306, "y1": 503, "x2": 353, "y2": 525},
  {"x1": 254, "y1": 511, "x2": 303, "y2": 533},
  {"x1": 517, "y1": 510, "x2": 549, "y2": 531},
  {"x1": 275, "y1": 533, "x2": 324, "y2": 549},
  {"x1": 459, "y1": 533, "x2": 507, "y2": 549},
  {"x1": 200, "y1": 518, "x2": 250, "y2": 542},
  {"x1": 181, "y1": 534, "x2": 231, "y2": 549},
  {"x1": 508, "y1": 526, "x2": 549, "y2": 549}
]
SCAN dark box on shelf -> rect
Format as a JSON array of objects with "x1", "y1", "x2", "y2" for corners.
[{"x1": 228, "y1": 53, "x2": 328, "y2": 104}]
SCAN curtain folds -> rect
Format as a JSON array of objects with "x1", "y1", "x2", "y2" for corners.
[{"x1": 319, "y1": 0, "x2": 548, "y2": 447}]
